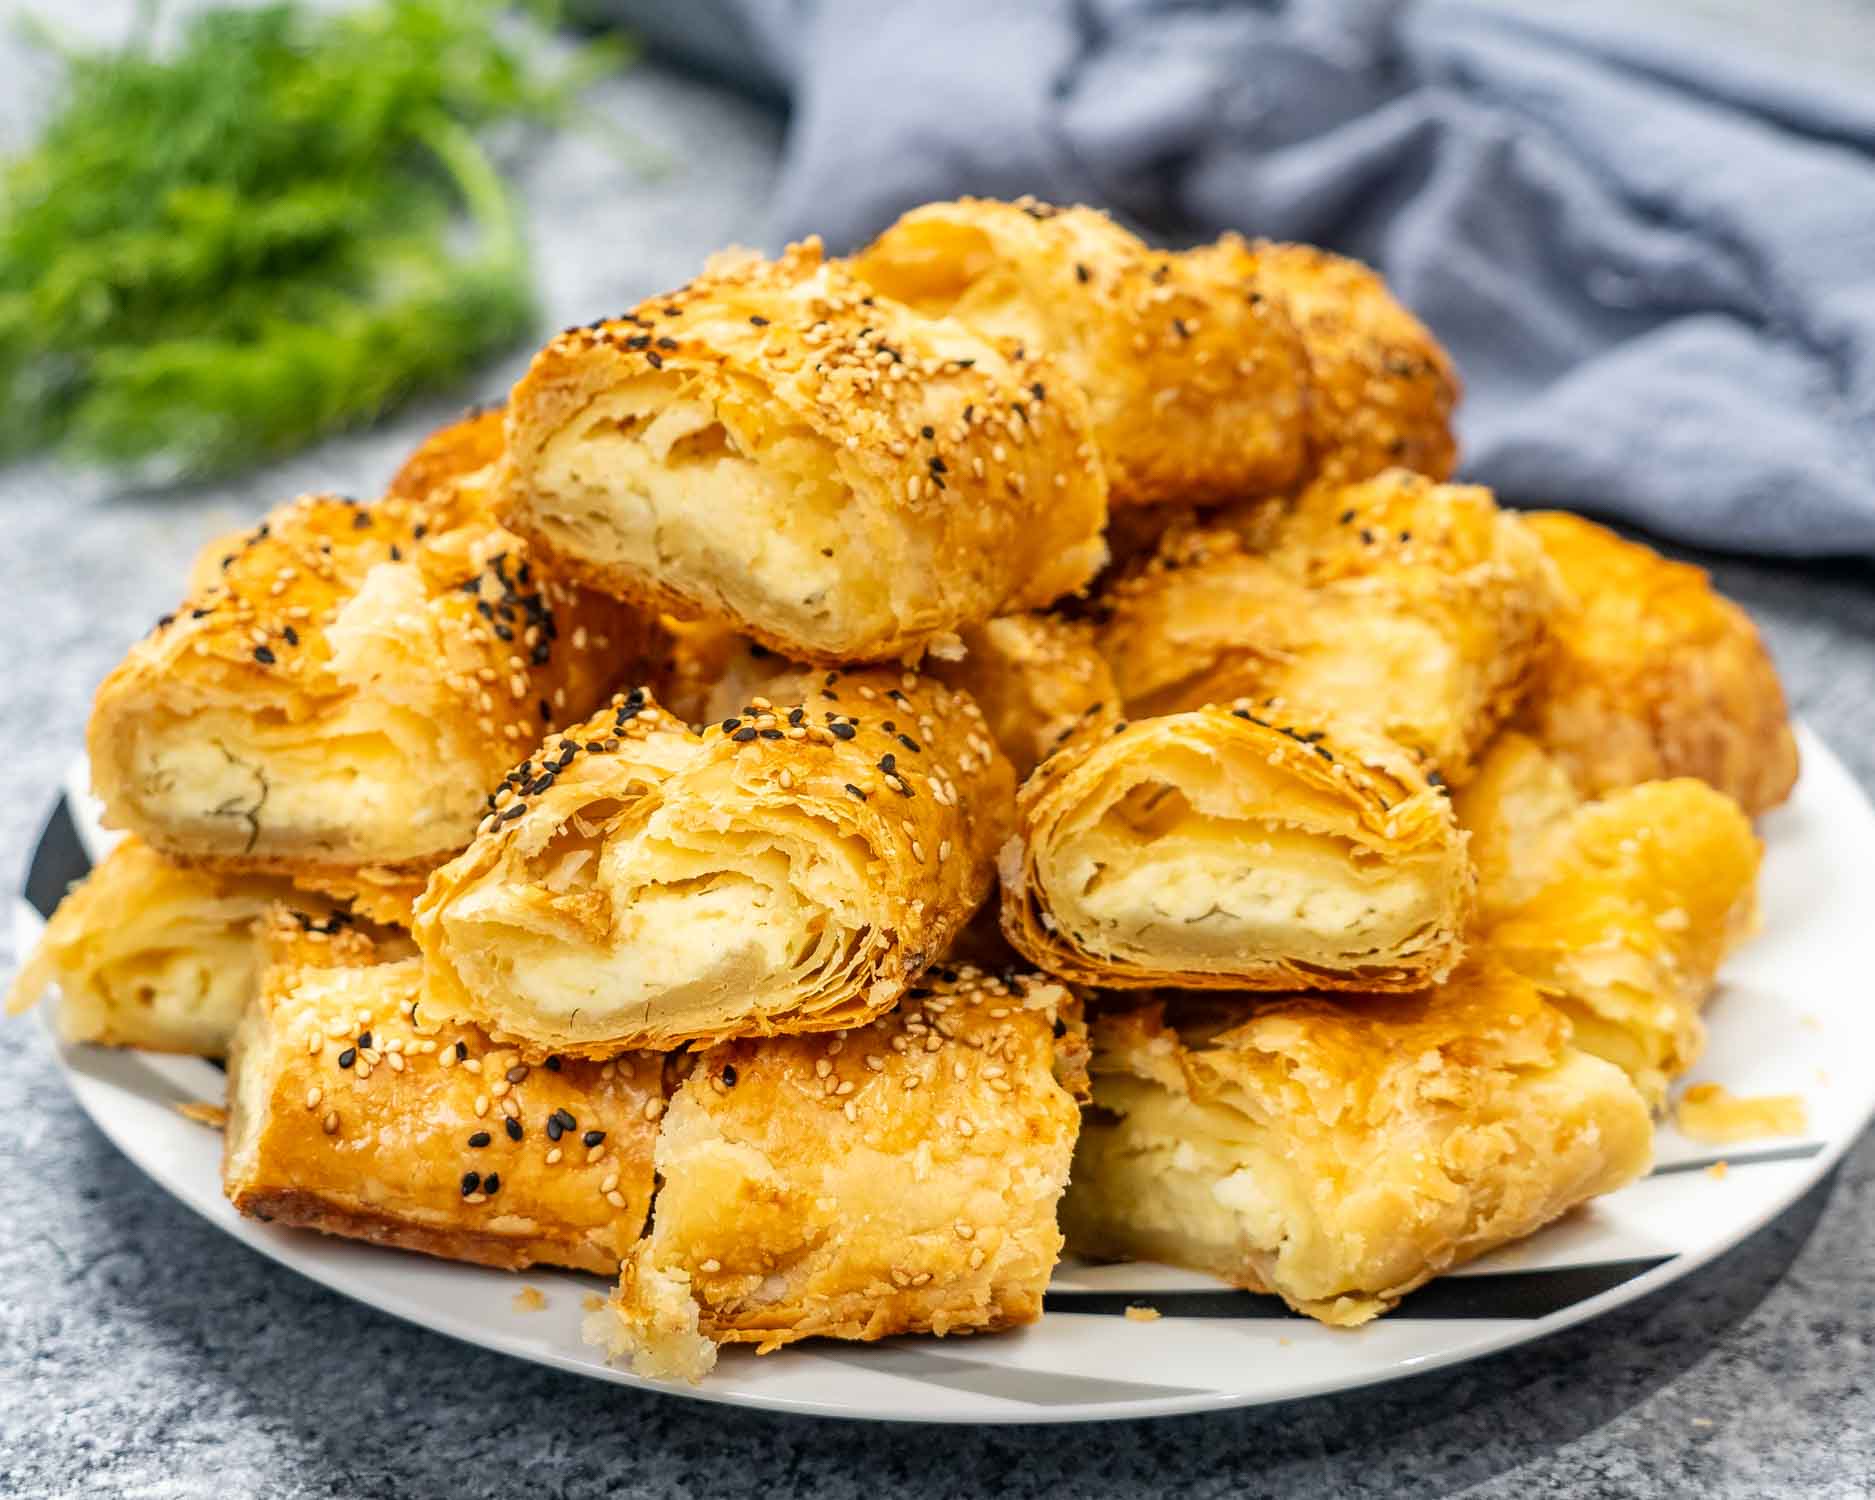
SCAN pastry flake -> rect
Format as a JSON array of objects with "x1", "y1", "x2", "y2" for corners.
[
  {"x1": 1061, "y1": 960, "x2": 1652, "y2": 1325},
  {"x1": 588, "y1": 968, "x2": 1084, "y2": 1380},
  {"x1": 929, "y1": 613, "x2": 1119, "y2": 780},
  {"x1": 500, "y1": 238, "x2": 1108, "y2": 664},
  {"x1": 414, "y1": 669, "x2": 1015, "y2": 1054}
]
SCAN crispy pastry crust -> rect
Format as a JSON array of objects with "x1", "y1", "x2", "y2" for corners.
[
  {"x1": 1099, "y1": 471, "x2": 1562, "y2": 785},
  {"x1": 1517, "y1": 511, "x2": 1799, "y2": 816},
  {"x1": 1189, "y1": 237, "x2": 1460, "y2": 487},
  {"x1": 223, "y1": 915, "x2": 662, "y2": 1275},
  {"x1": 588, "y1": 969, "x2": 1084, "y2": 1379},
  {"x1": 414, "y1": 670, "x2": 1016, "y2": 1055},
  {"x1": 89, "y1": 419, "x2": 659, "y2": 872},
  {"x1": 929, "y1": 613, "x2": 1119, "y2": 780},
  {"x1": 6, "y1": 838, "x2": 305, "y2": 1056},
  {"x1": 1452, "y1": 732, "x2": 1586, "y2": 924},
  {"x1": 499, "y1": 239, "x2": 1108, "y2": 664},
  {"x1": 1062, "y1": 960, "x2": 1651, "y2": 1325},
  {"x1": 1484, "y1": 777, "x2": 1762, "y2": 1109},
  {"x1": 999, "y1": 704, "x2": 1470, "y2": 991},
  {"x1": 850, "y1": 197, "x2": 1312, "y2": 507}
]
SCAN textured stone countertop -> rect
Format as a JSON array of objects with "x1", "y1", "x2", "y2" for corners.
[{"x1": 4, "y1": 6, "x2": 1875, "y2": 1496}]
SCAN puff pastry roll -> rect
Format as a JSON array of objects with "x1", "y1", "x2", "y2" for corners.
[
  {"x1": 1188, "y1": 236, "x2": 1460, "y2": 487},
  {"x1": 587, "y1": 968, "x2": 1085, "y2": 1380},
  {"x1": 89, "y1": 424, "x2": 657, "y2": 874},
  {"x1": 1517, "y1": 512, "x2": 1799, "y2": 816},
  {"x1": 224, "y1": 916, "x2": 662, "y2": 1274},
  {"x1": 1099, "y1": 471, "x2": 1561, "y2": 785},
  {"x1": 850, "y1": 197, "x2": 1311, "y2": 507},
  {"x1": 1061, "y1": 960, "x2": 1652, "y2": 1325},
  {"x1": 7, "y1": 838, "x2": 305, "y2": 1057},
  {"x1": 1484, "y1": 778, "x2": 1761, "y2": 1109},
  {"x1": 929, "y1": 614, "x2": 1118, "y2": 780},
  {"x1": 999, "y1": 705, "x2": 1469, "y2": 991},
  {"x1": 415, "y1": 668, "x2": 1015, "y2": 1054},
  {"x1": 500, "y1": 239, "x2": 1108, "y2": 664}
]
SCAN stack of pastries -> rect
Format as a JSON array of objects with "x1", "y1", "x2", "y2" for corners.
[{"x1": 12, "y1": 199, "x2": 1798, "y2": 1376}]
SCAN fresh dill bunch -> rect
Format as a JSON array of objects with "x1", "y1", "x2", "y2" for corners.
[{"x1": 0, "y1": 0, "x2": 633, "y2": 479}]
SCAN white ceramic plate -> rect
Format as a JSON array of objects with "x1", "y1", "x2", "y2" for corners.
[{"x1": 16, "y1": 727, "x2": 1872, "y2": 1423}]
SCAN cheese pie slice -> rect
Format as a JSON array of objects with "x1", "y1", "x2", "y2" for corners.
[
  {"x1": 414, "y1": 670, "x2": 1015, "y2": 1054},
  {"x1": 587, "y1": 967, "x2": 1085, "y2": 1380},
  {"x1": 999, "y1": 705, "x2": 1470, "y2": 991},
  {"x1": 224, "y1": 915, "x2": 662, "y2": 1275},
  {"x1": 1062, "y1": 960, "x2": 1651, "y2": 1325},
  {"x1": 89, "y1": 415, "x2": 658, "y2": 873},
  {"x1": 500, "y1": 238, "x2": 1107, "y2": 664}
]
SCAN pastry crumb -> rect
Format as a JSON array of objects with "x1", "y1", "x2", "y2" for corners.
[
  {"x1": 177, "y1": 1102, "x2": 228, "y2": 1130},
  {"x1": 1707, "y1": 1160, "x2": 1729, "y2": 1180},
  {"x1": 1123, "y1": 1304, "x2": 1161, "y2": 1323},
  {"x1": 513, "y1": 1286, "x2": 548, "y2": 1312},
  {"x1": 1676, "y1": 1082, "x2": 1806, "y2": 1145},
  {"x1": 583, "y1": 1294, "x2": 608, "y2": 1313}
]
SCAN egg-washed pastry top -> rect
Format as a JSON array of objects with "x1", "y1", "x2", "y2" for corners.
[{"x1": 850, "y1": 196, "x2": 1312, "y2": 508}]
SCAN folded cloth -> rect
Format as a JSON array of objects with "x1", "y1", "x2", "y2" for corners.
[{"x1": 593, "y1": 0, "x2": 1875, "y2": 559}]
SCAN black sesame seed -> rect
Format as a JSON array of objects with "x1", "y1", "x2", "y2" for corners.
[
  {"x1": 505, "y1": 1116, "x2": 524, "y2": 1141},
  {"x1": 760, "y1": 728, "x2": 783, "y2": 740},
  {"x1": 582, "y1": 1130, "x2": 606, "y2": 1147},
  {"x1": 544, "y1": 1055, "x2": 562, "y2": 1071},
  {"x1": 830, "y1": 722, "x2": 856, "y2": 741},
  {"x1": 337, "y1": 1048, "x2": 356, "y2": 1069},
  {"x1": 506, "y1": 1064, "x2": 530, "y2": 1083},
  {"x1": 282, "y1": 626, "x2": 299, "y2": 647},
  {"x1": 897, "y1": 733, "x2": 920, "y2": 753},
  {"x1": 845, "y1": 783, "x2": 867, "y2": 801},
  {"x1": 389, "y1": 544, "x2": 402, "y2": 562},
  {"x1": 468, "y1": 1131, "x2": 492, "y2": 1148},
  {"x1": 455, "y1": 1041, "x2": 468, "y2": 1060},
  {"x1": 1340, "y1": 509, "x2": 1356, "y2": 524},
  {"x1": 1074, "y1": 262, "x2": 1090, "y2": 283},
  {"x1": 553, "y1": 1108, "x2": 577, "y2": 1130},
  {"x1": 646, "y1": 350, "x2": 663, "y2": 368},
  {"x1": 721, "y1": 1065, "x2": 737, "y2": 1087},
  {"x1": 545, "y1": 1117, "x2": 564, "y2": 1141},
  {"x1": 461, "y1": 1172, "x2": 480, "y2": 1196},
  {"x1": 749, "y1": 315, "x2": 770, "y2": 326},
  {"x1": 733, "y1": 727, "x2": 757, "y2": 742},
  {"x1": 920, "y1": 425, "x2": 935, "y2": 439},
  {"x1": 721, "y1": 718, "x2": 742, "y2": 733},
  {"x1": 357, "y1": 1030, "x2": 372, "y2": 1050},
  {"x1": 493, "y1": 623, "x2": 513, "y2": 641},
  {"x1": 353, "y1": 511, "x2": 373, "y2": 529},
  {"x1": 878, "y1": 753, "x2": 896, "y2": 774},
  {"x1": 252, "y1": 645, "x2": 276, "y2": 665},
  {"x1": 482, "y1": 1173, "x2": 500, "y2": 1196},
  {"x1": 788, "y1": 707, "x2": 805, "y2": 727}
]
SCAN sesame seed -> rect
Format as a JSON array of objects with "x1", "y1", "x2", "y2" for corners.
[
  {"x1": 322, "y1": 1110, "x2": 339, "y2": 1135},
  {"x1": 468, "y1": 1131, "x2": 492, "y2": 1148}
]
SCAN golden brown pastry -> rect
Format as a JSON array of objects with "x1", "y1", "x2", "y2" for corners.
[
  {"x1": 499, "y1": 238, "x2": 1108, "y2": 665},
  {"x1": 1062, "y1": 959, "x2": 1652, "y2": 1325},
  {"x1": 414, "y1": 668, "x2": 1015, "y2": 1055},
  {"x1": 224, "y1": 914, "x2": 662, "y2": 1275},
  {"x1": 1484, "y1": 777, "x2": 1761, "y2": 1109},
  {"x1": 929, "y1": 613, "x2": 1119, "y2": 779},
  {"x1": 384, "y1": 402, "x2": 507, "y2": 501},
  {"x1": 1452, "y1": 732, "x2": 1586, "y2": 924},
  {"x1": 7, "y1": 838, "x2": 304, "y2": 1056},
  {"x1": 999, "y1": 704, "x2": 1470, "y2": 991},
  {"x1": 850, "y1": 197, "x2": 1311, "y2": 507},
  {"x1": 1099, "y1": 471, "x2": 1562, "y2": 785},
  {"x1": 1190, "y1": 236, "x2": 1460, "y2": 487},
  {"x1": 587, "y1": 967, "x2": 1085, "y2": 1380},
  {"x1": 89, "y1": 419, "x2": 658, "y2": 874},
  {"x1": 1517, "y1": 512, "x2": 1799, "y2": 816}
]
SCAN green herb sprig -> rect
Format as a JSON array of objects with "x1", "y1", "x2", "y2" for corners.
[{"x1": 0, "y1": 1, "x2": 632, "y2": 479}]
